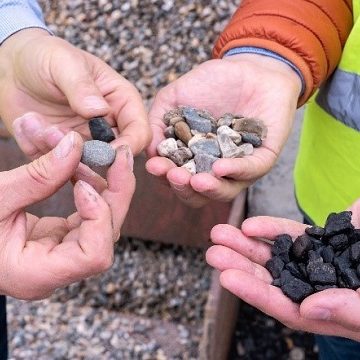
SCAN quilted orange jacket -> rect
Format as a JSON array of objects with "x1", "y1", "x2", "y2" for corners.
[{"x1": 213, "y1": 0, "x2": 353, "y2": 105}]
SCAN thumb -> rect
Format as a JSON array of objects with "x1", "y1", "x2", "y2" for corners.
[
  {"x1": 51, "y1": 49, "x2": 109, "y2": 118},
  {"x1": 0, "y1": 132, "x2": 83, "y2": 217}
]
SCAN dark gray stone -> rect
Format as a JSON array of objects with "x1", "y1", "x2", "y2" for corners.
[
  {"x1": 324, "y1": 211, "x2": 354, "y2": 237},
  {"x1": 265, "y1": 257, "x2": 285, "y2": 279},
  {"x1": 328, "y1": 233, "x2": 349, "y2": 251},
  {"x1": 189, "y1": 138, "x2": 221, "y2": 158},
  {"x1": 305, "y1": 226, "x2": 325, "y2": 239},
  {"x1": 89, "y1": 117, "x2": 115, "y2": 143},
  {"x1": 182, "y1": 107, "x2": 212, "y2": 133},
  {"x1": 292, "y1": 234, "x2": 313, "y2": 259},
  {"x1": 307, "y1": 263, "x2": 337, "y2": 285},
  {"x1": 271, "y1": 234, "x2": 293, "y2": 263},
  {"x1": 280, "y1": 275, "x2": 313, "y2": 303},
  {"x1": 240, "y1": 132, "x2": 262, "y2": 147}
]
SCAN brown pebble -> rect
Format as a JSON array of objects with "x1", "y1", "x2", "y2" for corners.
[
  {"x1": 174, "y1": 121, "x2": 192, "y2": 144},
  {"x1": 232, "y1": 117, "x2": 267, "y2": 139},
  {"x1": 170, "y1": 116, "x2": 185, "y2": 126},
  {"x1": 163, "y1": 108, "x2": 183, "y2": 126}
]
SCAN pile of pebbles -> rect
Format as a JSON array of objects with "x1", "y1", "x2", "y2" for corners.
[
  {"x1": 157, "y1": 107, "x2": 267, "y2": 174},
  {"x1": 8, "y1": 238, "x2": 210, "y2": 358},
  {"x1": 266, "y1": 211, "x2": 360, "y2": 303}
]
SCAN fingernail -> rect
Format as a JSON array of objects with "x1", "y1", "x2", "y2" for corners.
[
  {"x1": 118, "y1": 145, "x2": 134, "y2": 171},
  {"x1": 20, "y1": 114, "x2": 42, "y2": 134},
  {"x1": 78, "y1": 180, "x2": 98, "y2": 197},
  {"x1": 83, "y1": 96, "x2": 108, "y2": 110},
  {"x1": 171, "y1": 183, "x2": 185, "y2": 191},
  {"x1": 54, "y1": 132, "x2": 75, "y2": 158},
  {"x1": 12, "y1": 117, "x2": 24, "y2": 138},
  {"x1": 305, "y1": 307, "x2": 331, "y2": 321},
  {"x1": 44, "y1": 127, "x2": 64, "y2": 147}
]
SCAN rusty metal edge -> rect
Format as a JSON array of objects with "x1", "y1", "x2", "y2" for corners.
[{"x1": 199, "y1": 191, "x2": 247, "y2": 360}]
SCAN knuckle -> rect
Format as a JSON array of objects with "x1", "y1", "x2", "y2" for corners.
[
  {"x1": 89, "y1": 253, "x2": 114, "y2": 273},
  {"x1": 26, "y1": 158, "x2": 52, "y2": 186}
]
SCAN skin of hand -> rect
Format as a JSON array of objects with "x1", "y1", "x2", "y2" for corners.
[
  {"x1": 0, "y1": 131, "x2": 135, "y2": 300},
  {"x1": 206, "y1": 199, "x2": 360, "y2": 341},
  {"x1": 0, "y1": 28, "x2": 151, "y2": 158},
  {"x1": 146, "y1": 54, "x2": 302, "y2": 207}
]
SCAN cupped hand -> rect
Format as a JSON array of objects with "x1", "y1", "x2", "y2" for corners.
[
  {"x1": 206, "y1": 200, "x2": 360, "y2": 341},
  {"x1": 0, "y1": 29, "x2": 151, "y2": 158},
  {"x1": 0, "y1": 131, "x2": 135, "y2": 300},
  {"x1": 146, "y1": 53, "x2": 302, "y2": 207}
]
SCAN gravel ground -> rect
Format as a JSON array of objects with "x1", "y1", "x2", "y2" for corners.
[{"x1": 7, "y1": 1, "x2": 318, "y2": 359}]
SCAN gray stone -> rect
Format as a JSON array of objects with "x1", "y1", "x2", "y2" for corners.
[
  {"x1": 217, "y1": 113, "x2": 233, "y2": 127},
  {"x1": 168, "y1": 147, "x2": 193, "y2": 166},
  {"x1": 163, "y1": 108, "x2": 184, "y2": 126},
  {"x1": 182, "y1": 107, "x2": 212, "y2": 133},
  {"x1": 217, "y1": 125, "x2": 242, "y2": 144},
  {"x1": 237, "y1": 143, "x2": 254, "y2": 157},
  {"x1": 241, "y1": 132, "x2": 262, "y2": 147},
  {"x1": 176, "y1": 140, "x2": 187, "y2": 148},
  {"x1": 157, "y1": 138, "x2": 178, "y2": 157},
  {"x1": 189, "y1": 138, "x2": 221, "y2": 158},
  {"x1": 194, "y1": 153, "x2": 218, "y2": 173},
  {"x1": 89, "y1": 117, "x2": 115, "y2": 143},
  {"x1": 81, "y1": 140, "x2": 116, "y2": 168},
  {"x1": 164, "y1": 126, "x2": 175, "y2": 138},
  {"x1": 188, "y1": 134, "x2": 205, "y2": 148},
  {"x1": 181, "y1": 159, "x2": 196, "y2": 175},
  {"x1": 232, "y1": 117, "x2": 267, "y2": 139},
  {"x1": 217, "y1": 133, "x2": 240, "y2": 158}
]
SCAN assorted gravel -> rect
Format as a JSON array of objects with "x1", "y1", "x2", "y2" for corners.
[
  {"x1": 158, "y1": 107, "x2": 266, "y2": 173},
  {"x1": 6, "y1": 1, "x2": 318, "y2": 359},
  {"x1": 266, "y1": 211, "x2": 360, "y2": 303},
  {"x1": 8, "y1": 238, "x2": 211, "y2": 359}
]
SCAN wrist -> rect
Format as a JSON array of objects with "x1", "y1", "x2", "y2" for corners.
[{"x1": 224, "y1": 53, "x2": 303, "y2": 99}]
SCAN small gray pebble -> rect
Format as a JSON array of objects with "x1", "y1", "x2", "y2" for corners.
[
  {"x1": 182, "y1": 107, "x2": 212, "y2": 133},
  {"x1": 181, "y1": 159, "x2": 196, "y2": 175},
  {"x1": 194, "y1": 153, "x2": 218, "y2": 173},
  {"x1": 189, "y1": 138, "x2": 221, "y2": 158},
  {"x1": 168, "y1": 147, "x2": 193, "y2": 166},
  {"x1": 157, "y1": 138, "x2": 178, "y2": 157},
  {"x1": 241, "y1": 132, "x2": 262, "y2": 147},
  {"x1": 217, "y1": 125, "x2": 242, "y2": 144},
  {"x1": 164, "y1": 126, "x2": 175, "y2": 138},
  {"x1": 237, "y1": 143, "x2": 254, "y2": 156},
  {"x1": 81, "y1": 140, "x2": 116, "y2": 167},
  {"x1": 217, "y1": 133, "x2": 240, "y2": 158}
]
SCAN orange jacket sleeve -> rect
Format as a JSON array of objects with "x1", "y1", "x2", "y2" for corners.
[{"x1": 213, "y1": 0, "x2": 353, "y2": 105}]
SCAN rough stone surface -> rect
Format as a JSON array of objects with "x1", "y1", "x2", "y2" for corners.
[
  {"x1": 237, "y1": 143, "x2": 254, "y2": 156},
  {"x1": 217, "y1": 125, "x2": 242, "y2": 144},
  {"x1": 232, "y1": 118, "x2": 267, "y2": 139},
  {"x1": 156, "y1": 138, "x2": 178, "y2": 157},
  {"x1": 181, "y1": 159, "x2": 197, "y2": 175},
  {"x1": 89, "y1": 117, "x2": 115, "y2": 143},
  {"x1": 189, "y1": 138, "x2": 221, "y2": 158},
  {"x1": 194, "y1": 153, "x2": 217, "y2": 173},
  {"x1": 218, "y1": 133, "x2": 241, "y2": 158},
  {"x1": 281, "y1": 275, "x2": 313, "y2": 303},
  {"x1": 183, "y1": 107, "x2": 213, "y2": 133},
  {"x1": 168, "y1": 147, "x2": 193, "y2": 166},
  {"x1": 240, "y1": 132, "x2": 262, "y2": 147},
  {"x1": 81, "y1": 140, "x2": 116, "y2": 167}
]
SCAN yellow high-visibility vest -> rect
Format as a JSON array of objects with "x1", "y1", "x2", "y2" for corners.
[{"x1": 294, "y1": 2, "x2": 360, "y2": 226}]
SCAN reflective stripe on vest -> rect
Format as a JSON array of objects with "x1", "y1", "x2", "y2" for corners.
[{"x1": 294, "y1": 1, "x2": 360, "y2": 226}]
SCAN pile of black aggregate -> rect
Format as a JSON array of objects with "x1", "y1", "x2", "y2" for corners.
[{"x1": 266, "y1": 211, "x2": 360, "y2": 303}]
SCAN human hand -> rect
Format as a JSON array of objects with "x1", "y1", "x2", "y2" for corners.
[
  {"x1": 206, "y1": 200, "x2": 360, "y2": 341},
  {"x1": 0, "y1": 29, "x2": 151, "y2": 158},
  {"x1": 146, "y1": 54, "x2": 302, "y2": 207},
  {"x1": 0, "y1": 131, "x2": 135, "y2": 300}
]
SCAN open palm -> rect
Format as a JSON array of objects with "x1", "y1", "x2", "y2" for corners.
[
  {"x1": 146, "y1": 54, "x2": 302, "y2": 207},
  {"x1": 206, "y1": 198, "x2": 360, "y2": 341}
]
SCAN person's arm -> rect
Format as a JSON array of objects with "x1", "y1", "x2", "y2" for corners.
[
  {"x1": 0, "y1": 0, "x2": 50, "y2": 44},
  {"x1": 213, "y1": 0, "x2": 353, "y2": 106}
]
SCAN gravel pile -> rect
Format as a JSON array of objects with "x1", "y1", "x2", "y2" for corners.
[
  {"x1": 7, "y1": 1, "x2": 318, "y2": 359},
  {"x1": 8, "y1": 238, "x2": 210, "y2": 359}
]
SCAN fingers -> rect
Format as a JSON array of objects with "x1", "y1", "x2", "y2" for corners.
[
  {"x1": 220, "y1": 269, "x2": 302, "y2": 326},
  {"x1": 13, "y1": 113, "x2": 65, "y2": 159},
  {"x1": 110, "y1": 82, "x2": 151, "y2": 155},
  {"x1": 301, "y1": 289, "x2": 360, "y2": 332},
  {"x1": 206, "y1": 245, "x2": 272, "y2": 283},
  {"x1": 0, "y1": 132, "x2": 83, "y2": 218},
  {"x1": 211, "y1": 224, "x2": 271, "y2": 266},
  {"x1": 101, "y1": 145, "x2": 136, "y2": 237},
  {"x1": 241, "y1": 216, "x2": 308, "y2": 240},
  {"x1": 65, "y1": 180, "x2": 114, "y2": 275},
  {"x1": 190, "y1": 173, "x2": 248, "y2": 202},
  {"x1": 73, "y1": 163, "x2": 108, "y2": 194},
  {"x1": 212, "y1": 149, "x2": 277, "y2": 181},
  {"x1": 50, "y1": 46, "x2": 109, "y2": 119}
]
